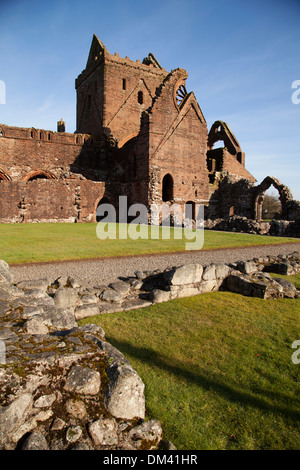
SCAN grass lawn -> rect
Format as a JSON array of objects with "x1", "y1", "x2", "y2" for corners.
[
  {"x1": 79, "y1": 275, "x2": 300, "y2": 450},
  {"x1": 0, "y1": 222, "x2": 298, "y2": 264}
]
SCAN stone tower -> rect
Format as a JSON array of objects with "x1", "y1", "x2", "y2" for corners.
[{"x1": 75, "y1": 34, "x2": 168, "y2": 144}]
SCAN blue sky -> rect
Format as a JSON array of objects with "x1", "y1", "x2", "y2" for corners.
[{"x1": 1, "y1": 0, "x2": 299, "y2": 199}]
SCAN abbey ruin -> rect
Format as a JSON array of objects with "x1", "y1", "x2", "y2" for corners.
[{"x1": 0, "y1": 35, "x2": 299, "y2": 229}]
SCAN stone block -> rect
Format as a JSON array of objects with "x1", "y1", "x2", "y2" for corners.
[
  {"x1": 199, "y1": 279, "x2": 219, "y2": 294},
  {"x1": 17, "y1": 278, "x2": 49, "y2": 292},
  {"x1": 74, "y1": 303, "x2": 100, "y2": 320},
  {"x1": 164, "y1": 264, "x2": 203, "y2": 286},
  {"x1": 21, "y1": 432, "x2": 49, "y2": 450},
  {"x1": 226, "y1": 272, "x2": 286, "y2": 299},
  {"x1": 0, "y1": 260, "x2": 13, "y2": 285},
  {"x1": 215, "y1": 264, "x2": 231, "y2": 280},
  {"x1": 100, "y1": 341, "x2": 145, "y2": 420},
  {"x1": 236, "y1": 261, "x2": 258, "y2": 275},
  {"x1": 64, "y1": 365, "x2": 101, "y2": 396},
  {"x1": 202, "y1": 264, "x2": 216, "y2": 281},
  {"x1": 273, "y1": 277, "x2": 297, "y2": 298},
  {"x1": 109, "y1": 280, "x2": 131, "y2": 296},
  {"x1": 24, "y1": 315, "x2": 49, "y2": 335},
  {"x1": 42, "y1": 305, "x2": 77, "y2": 330},
  {"x1": 176, "y1": 286, "x2": 200, "y2": 298},
  {"x1": 0, "y1": 393, "x2": 33, "y2": 447},
  {"x1": 54, "y1": 287, "x2": 79, "y2": 309},
  {"x1": 100, "y1": 288, "x2": 124, "y2": 302},
  {"x1": 88, "y1": 418, "x2": 118, "y2": 446},
  {"x1": 150, "y1": 289, "x2": 171, "y2": 303},
  {"x1": 121, "y1": 298, "x2": 152, "y2": 311},
  {"x1": 129, "y1": 419, "x2": 163, "y2": 449}
]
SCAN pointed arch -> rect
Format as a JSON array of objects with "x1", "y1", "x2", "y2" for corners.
[
  {"x1": 253, "y1": 176, "x2": 293, "y2": 221},
  {"x1": 208, "y1": 121, "x2": 242, "y2": 156},
  {"x1": 162, "y1": 173, "x2": 174, "y2": 202},
  {"x1": 118, "y1": 132, "x2": 139, "y2": 149},
  {"x1": 185, "y1": 200, "x2": 196, "y2": 221}
]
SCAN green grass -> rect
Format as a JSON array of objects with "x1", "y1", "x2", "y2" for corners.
[
  {"x1": 79, "y1": 279, "x2": 300, "y2": 450},
  {"x1": 0, "y1": 222, "x2": 298, "y2": 264},
  {"x1": 270, "y1": 273, "x2": 300, "y2": 290}
]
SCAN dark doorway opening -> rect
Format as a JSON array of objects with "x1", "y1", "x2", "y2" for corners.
[
  {"x1": 185, "y1": 200, "x2": 196, "y2": 220},
  {"x1": 162, "y1": 174, "x2": 174, "y2": 202}
]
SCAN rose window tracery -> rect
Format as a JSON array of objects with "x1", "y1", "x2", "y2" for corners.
[{"x1": 175, "y1": 84, "x2": 188, "y2": 107}]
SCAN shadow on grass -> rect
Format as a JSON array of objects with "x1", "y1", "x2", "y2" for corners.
[{"x1": 106, "y1": 337, "x2": 300, "y2": 421}]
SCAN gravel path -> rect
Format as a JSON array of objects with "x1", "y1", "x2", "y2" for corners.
[{"x1": 10, "y1": 242, "x2": 300, "y2": 289}]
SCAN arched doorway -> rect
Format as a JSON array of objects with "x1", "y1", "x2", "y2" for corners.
[
  {"x1": 162, "y1": 173, "x2": 174, "y2": 202},
  {"x1": 185, "y1": 201, "x2": 196, "y2": 221},
  {"x1": 253, "y1": 176, "x2": 292, "y2": 221},
  {"x1": 261, "y1": 188, "x2": 282, "y2": 220}
]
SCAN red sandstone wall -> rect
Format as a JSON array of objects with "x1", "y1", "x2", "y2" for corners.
[
  {"x1": 0, "y1": 125, "x2": 92, "y2": 181},
  {"x1": 76, "y1": 44, "x2": 168, "y2": 146},
  {"x1": 0, "y1": 180, "x2": 104, "y2": 223},
  {"x1": 103, "y1": 57, "x2": 167, "y2": 146},
  {"x1": 76, "y1": 62, "x2": 105, "y2": 137},
  {"x1": 146, "y1": 70, "x2": 210, "y2": 207},
  {"x1": 0, "y1": 37, "x2": 258, "y2": 224},
  {"x1": 222, "y1": 149, "x2": 256, "y2": 183}
]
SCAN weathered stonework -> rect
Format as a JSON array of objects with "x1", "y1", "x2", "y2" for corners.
[
  {"x1": 0, "y1": 35, "x2": 299, "y2": 224},
  {"x1": 0, "y1": 261, "x2": 167, "y2": 450},
  {"x1": 0, "y1": 250, "x2": 299, "y2": 449}
]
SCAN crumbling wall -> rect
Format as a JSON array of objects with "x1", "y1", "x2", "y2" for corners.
[
  {"x1": 253, "y1": 176, "x2": 298, "y2": 221},
  {"x1": 206, "y1": 175, "x2": 255, "y2": 220},
  {"x1": 0, "y1": 180, "x2": 105, "y2": 223},
  {"x1": 146, "y1": 69, "x2": 209, "y2": 208},
  {"x1": 0, "y1": 125, "x2": 94, "y2": 181}
]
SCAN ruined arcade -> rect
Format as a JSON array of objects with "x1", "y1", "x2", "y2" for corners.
[{"x1": 0, "y1": 35, "x2": 298, "y2": 226}]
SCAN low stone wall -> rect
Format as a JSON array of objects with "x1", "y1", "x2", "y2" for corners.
[
  {"x1": 0, "y1": 251, "x2": 299, "y2": 450},
  {"x1": 0, "y1": 260, "x2": 171, "y2": 451},
  {"x1": 205, "y1": 216, "x2": 300, "y2": 238},
  {"x1": 129, "y1": 251, "x2": 299, "y2": 302}
]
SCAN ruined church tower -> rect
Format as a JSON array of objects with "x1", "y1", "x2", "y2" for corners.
[
  {"x1": 0, "y1": 34, "x2": 263, "y2": 225},
  {"x1": 75, "y1": 34, "x2": 168, "y2": 145}
]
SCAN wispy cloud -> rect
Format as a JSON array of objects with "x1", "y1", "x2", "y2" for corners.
[{"x1": 36, "y1": 93, "x2": 56, "y2": 114}]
